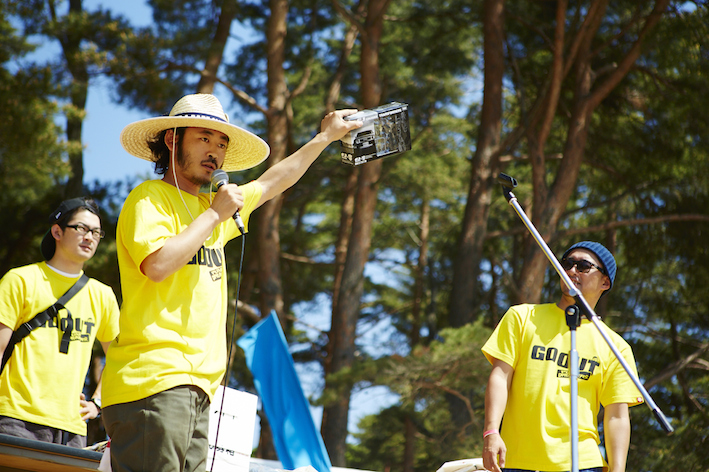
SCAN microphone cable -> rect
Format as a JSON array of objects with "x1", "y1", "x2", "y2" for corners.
[{"x1": 209, "y1": 227, "x2": 247, "y2": 471}]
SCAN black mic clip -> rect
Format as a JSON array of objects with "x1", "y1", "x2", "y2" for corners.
[
  {"x1": 497, "y1": 173, "x2": 518, "y2": 203},
  {"x1": 565, "y1": 304, "x2": 581, "y2": 330}
]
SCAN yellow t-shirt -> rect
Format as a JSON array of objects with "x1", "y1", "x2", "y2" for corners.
[
  {"x1": 0, "y1": 263, "x2": 120, "y2": 435},
  {"x1": 103, "y1": 179, "x2": 262, "y2": 407},
  {"x1": 481, "y1": 303, "x2": 644, "y2": 471}
]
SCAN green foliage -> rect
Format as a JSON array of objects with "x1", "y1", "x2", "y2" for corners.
[
  {"x1": 383, "y1": 321, "x2": 491, "y2": 410},
  {"x1": 3, "y1": 0, "x2": 708, "y2": 469},
  {"x1": 347, "y1": 406, "x2": 466, "y2": 472},
  {"x1": 349, "y1": 2, "x2": 709, "y2": 471},
  {"x1": 0, "y1": 6, "x2": 66, "y2": 271},
  {"x1": 348, "y1": 321, "x2": 492, "y2": 472}
]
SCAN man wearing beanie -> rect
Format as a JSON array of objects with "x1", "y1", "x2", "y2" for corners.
[
  {"x1": 0, "y1": 197, "x2": 119, "y2": 447},
  {"x1": 481, "y1": 241, "x2": 644, "y2": 472}
]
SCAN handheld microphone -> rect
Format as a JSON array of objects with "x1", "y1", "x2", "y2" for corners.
[{"x1": 210, "y1": 169, "x2": 245, "y2": 235}]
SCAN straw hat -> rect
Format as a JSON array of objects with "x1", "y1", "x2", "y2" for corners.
[{"x1": 120, "y1": 94, "x2": 270, "y2": 171}]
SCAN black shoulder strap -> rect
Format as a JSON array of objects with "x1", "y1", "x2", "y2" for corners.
[{"x1": 1, "y1": 274, "x2": 89, "y2": 374}]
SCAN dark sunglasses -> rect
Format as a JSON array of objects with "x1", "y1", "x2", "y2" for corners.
[{"x1": 561, "y1": 257, "x2": 606, "y2": 275}]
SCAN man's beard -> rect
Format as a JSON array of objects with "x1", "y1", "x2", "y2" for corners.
[{"x1": 175, "y1": 143, "x2": 214, "y2": 186}]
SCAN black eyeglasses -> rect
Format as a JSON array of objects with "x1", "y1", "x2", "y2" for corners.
[
  {"x1": 561, "y1": 257, "x2": 606, "y2": 275},
  {"x1": 65, "y1": 223, "x2": 105, "y2": 240}
]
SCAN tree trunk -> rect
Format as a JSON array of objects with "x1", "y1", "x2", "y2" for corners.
[
  {"x1": 196, "y1": 0, "x2": 237, "y2": 93},
  {"x1": 403, "y1": 415, "x2": 416, "y2": 472},
  {"x1": 58, "y1": 0, "x2": 89, "y2": 198},
  {"x1": 323, "y1": 159, "x2": 383, "y2": 465},
  {"x1": 448, "y1": 0, "x2": 504, "y2": 328},
  {"x1": 254, "y1": 0, "x2": 289, "y2": 459},
  {"x1": 325, "y1": 18, "x2": 360, "y2": 112},
  {"x1": 411, "y1": 198, "x2": 430, "y2": 347},
  {"x1": 514, "y1": 0, "x2": 670, "y2": 303},
  {"x1": 258, "y1": 0, "x2": 289, "y2": 322},
  {"x1": 402, "y1": 198, "x2": 429, "y2": 472},
  {"x1": 527, "y1": 0, "x2": 567, "y2": 224},
  {"x1": 322, "y1": 0, "x2": 388, "y2": 464},
  {"x1": 330, "y1": 168, "x2": 358, "y2": 335},
  {"x1": 255, "y1": 411, "x2": 278, "y2": 461}
]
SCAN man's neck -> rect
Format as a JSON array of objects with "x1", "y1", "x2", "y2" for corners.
[
  {"x1": 46, "y1": 259, "x2": 83, "y2": 278},
  {"x1": 163, "y1": 171, "x2": 200, "y2": 196},
  {"x1": 557, "y1": 293, "x2": 599, "y2": 313}
]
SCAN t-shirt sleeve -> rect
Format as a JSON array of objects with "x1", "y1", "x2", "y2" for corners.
[
  {"x1": 482, "y1": 306, "x2": 522, "y2": 369},
  {"x1": 600, "y1": 335, "x2": 645, "y2": 407},
  {"x1": 120, "y1": 190, "x2": 180, "y2": 270},
  {"x1": 95, "y1": 283, "x2": 120, "y2": 344},
  {"x1": 0, "y1": 271, "x2": 25, "y2": 330}
]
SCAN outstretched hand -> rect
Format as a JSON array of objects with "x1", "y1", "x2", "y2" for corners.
[{"x1": 319, "y1": 109, "x2": 363, "y2": 143}]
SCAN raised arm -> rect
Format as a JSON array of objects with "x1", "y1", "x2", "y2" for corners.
[{"x1": 255, "y1": 109, "x2": 362, "y2": 207}]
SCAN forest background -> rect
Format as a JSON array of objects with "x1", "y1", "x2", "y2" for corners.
[{"x1": 2, "y1": 0, "x2": 708, "y2": 471}]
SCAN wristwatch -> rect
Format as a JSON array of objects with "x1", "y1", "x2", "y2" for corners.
[{"x1": 90, "y1": 397, "x2": 102, "y2": 410}]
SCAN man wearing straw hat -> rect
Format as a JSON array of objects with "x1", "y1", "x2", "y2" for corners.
[{"x1": 101, "y1": 93, "x2": 362, "y2": 472}]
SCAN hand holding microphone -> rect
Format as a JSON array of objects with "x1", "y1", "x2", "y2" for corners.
[{"x1": 211, "y1": 169, "x2": 245, "y2": 235}]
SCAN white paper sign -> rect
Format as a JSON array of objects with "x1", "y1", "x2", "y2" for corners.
[{"x1": 206, "y1": 386, "x2": 259, "y2": 472}]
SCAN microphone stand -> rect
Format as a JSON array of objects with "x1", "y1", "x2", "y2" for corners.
[
  {"x1": 565, "y1": 304, "x2": 581, "y2": 472},
  {"x1": 496, "y1": 173, "x2": 673, "y2": 472}
]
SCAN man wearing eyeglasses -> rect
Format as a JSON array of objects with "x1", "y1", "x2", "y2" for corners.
[
  {"x1": 0, "y1": 197, "x2": 120, "y2": 448},
  {"x1": 481, "y1": 241, "x2": 644, "y2": 472}
]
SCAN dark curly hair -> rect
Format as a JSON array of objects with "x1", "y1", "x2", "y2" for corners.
[{"x1": 147, "y1": 128, "x2": 187, "y2": 175}]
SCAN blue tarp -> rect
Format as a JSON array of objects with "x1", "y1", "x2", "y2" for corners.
[{"x1": 237, "y1": 311, "x2": 332, "y2": 472}]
